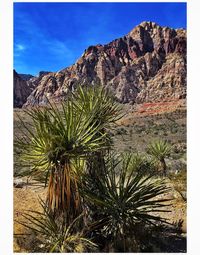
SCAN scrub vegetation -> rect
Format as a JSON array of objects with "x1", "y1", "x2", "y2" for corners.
[{"x1": 14, "y1": 86, "x2": 186, "y2": 252}]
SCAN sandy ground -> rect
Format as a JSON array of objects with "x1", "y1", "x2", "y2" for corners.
[
  {"x1": 13, "y1": 177, "x2": 186, "y2": 252},
  {"x1": 13, "y1": 180, "x2": 47, "y2": 252}
]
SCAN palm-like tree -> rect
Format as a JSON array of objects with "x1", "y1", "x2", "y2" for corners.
[
  {"x1": 15, "y1": 100, "x2": 110, "y2": 221},
  {"x1": 71, "y1": 85, "x2": 123, "y2": 130},
  {"x1": 81, "y1": 153, "x2": 172, "y2": 252},
  {"x1": 146, "y1": 140, "x2": 171, "y2": 176},
  {"x1": 72, "y1": 85, "x2": 123, "y2": 172},
  {"x1": 15, "y1": 86, "x2": 123, "y2": 221},
  {"x1": 122, "y1": 152, "x2": 155, "y2": 176}
]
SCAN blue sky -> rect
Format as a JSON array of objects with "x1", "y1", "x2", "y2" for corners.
[{"x1": 14, "y1": 2, "x2": 186, "y2": 76}]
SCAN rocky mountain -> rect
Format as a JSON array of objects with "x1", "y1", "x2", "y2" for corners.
[
  {"x1": 14, "y1": 70, "x2": 33, "y2": 108},
  {"x1": 22, "y1": 21, "x2": 186, "y2": 107},
  {"x1": 38, "y1": 71, "x2": 51, "y2": 77},
  {"x1": 14, "y1": 71, "x2": 53, "y2": 107},
  {"x1": 19, "y1": 73, "x2": 34, "y2": 81}
]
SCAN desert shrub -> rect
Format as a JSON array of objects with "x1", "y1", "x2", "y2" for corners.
[
  {"x1": 134, "y1": 125, "x2": 146, "y2": 134},
  {"x1": 129, "y1": 128, "x2": 133, "y2": 137},
  {"x1": 168, "y1": 170, "x2": 187, "y2": 201},
  {"x1": 116, "y1": 127, "x2": 127, "y2": 135},
  {"x1": 172, "y1": 143, "x2": 186, "y2": 154},
  {"x1": 169, "y1": 122, "x2": 179, "y2": 134}
]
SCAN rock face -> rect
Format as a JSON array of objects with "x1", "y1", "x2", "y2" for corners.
[
  {"x1": 23, "y1": 21, "x2": 186, "y2": 106},
  {"x1": 19, "y1": 73, "x2": 34, "y2": 81},
  {"x1": 14, "y1": 70, "x2": 33, "y2": 108},
  {"x1": 14, "y1": 71, "x2": 53, "y2": 107},
  {"x1": 38, "y1": 71, "x2": 51, "y2": 77}
]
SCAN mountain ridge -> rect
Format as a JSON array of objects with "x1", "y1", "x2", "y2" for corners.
[{"x1": 13, "y1": 21, "x2": 186, "y2": 107}]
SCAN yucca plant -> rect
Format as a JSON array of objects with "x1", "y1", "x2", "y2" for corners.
[
  {"x1": 81, "y1": 153, "x2": 172, "y2": 252},
  {"x1": 146, "y1": 140, "x2": 171, "y2": 176},
  {"x1": 71, "y1": 86, "x2": 123, "y2": 176},
  {"x1": 15, "y1": 199, "x2": 98, "y2": 253},
  {"x1": 71, "y1": 85, "x2": 123, "y2": 130},
  {"x1": 122, "y1": 152, "x2": 156, "y2": 176},
  {"x1": 14, "y1": 100, "x2": 110, "y2": 221}
]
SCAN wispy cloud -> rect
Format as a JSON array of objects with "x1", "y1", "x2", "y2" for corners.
[
  {"x1": 14, "y1": 43, "x2": 26, "y2": 57},
  {"x1": 14, "y1": 8, "x2": 76, "y2": 73},
  {"x1": 44, "y1": 40, "x2": 73, "y2": 60},
  {"x1": 13, "y1": 3, "x2": 129, "y2": 74},
  {"x1": 15, "y1": 43, "x2": 26, "y2": 51}
]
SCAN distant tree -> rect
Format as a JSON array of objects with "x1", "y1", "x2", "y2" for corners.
[{"x1": 146, "y1": 140, "x2": 171, "y2": 176}]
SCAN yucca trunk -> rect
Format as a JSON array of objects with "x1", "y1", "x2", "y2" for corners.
[
  {"x1": 47, "y1": 162, "x2": 82, "y2": 221},
  {"x1": 160, "y1": 158, "x2": 167, "y2": 176},
  {"x1": 92, "y1": 151, "x2": 106, "y2": 174}
]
